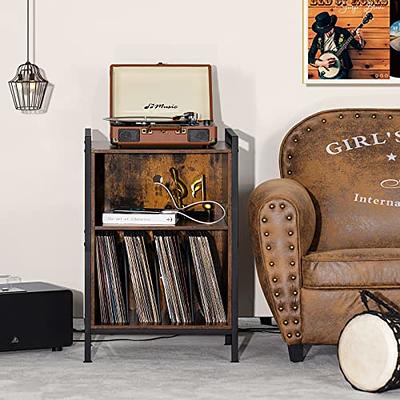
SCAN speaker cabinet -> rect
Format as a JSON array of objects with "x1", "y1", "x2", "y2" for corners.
[{"x1": 0, "y1": 282, "x2": 73, "y2": 352}]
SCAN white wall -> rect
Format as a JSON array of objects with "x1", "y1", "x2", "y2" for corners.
[{"x1": 1, "y1": 0, "x2": 399, "y2": 317}]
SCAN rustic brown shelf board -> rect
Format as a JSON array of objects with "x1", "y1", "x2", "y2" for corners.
[
  {"x1": 95, "y1": 220, "x2": 228, "y2": 231},
  {"x1": 92, "y1": 140, "x2": 231, "y2": 154},
  {"x1": 92, "y1": 324, "x2": 232, "y2": 331}
]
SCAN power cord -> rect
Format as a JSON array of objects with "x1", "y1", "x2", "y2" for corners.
[
  {"x1": 73, "y1": 329, "x2": 280, "y2": 343},
  {"x1": 239, "y1": 328, "x2": 281, "y2": 334},
  {"x1": 73, "y1": 335, "x2": 178, "y2": 343}
]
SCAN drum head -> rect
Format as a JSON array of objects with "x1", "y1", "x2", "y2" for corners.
[{"x1": 338, "y1": 313, "x2": 398, "y2": 392}]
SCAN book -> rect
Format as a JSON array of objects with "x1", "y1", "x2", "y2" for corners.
[{"x1": 102, "y1": 209, "x2": 178, "y2": 226}]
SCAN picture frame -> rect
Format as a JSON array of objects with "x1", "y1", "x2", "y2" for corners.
[{"x1": 303, "y1": 0, "x2": 400, "y2": 85}]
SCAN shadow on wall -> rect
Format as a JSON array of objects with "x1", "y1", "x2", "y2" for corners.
[
  {"x1": 71, "y1": 289, "x2": 84, "y2": 318},
  {"x1": 212, "y1": 67, "x2": 256, "y2": 316},
  {"x1": 236, "y1": 130, "x2": 255, "y2": 316},
  {"x1": 93, "y1": 129, "x2": 108, "y2": 141},
  {"x1": 21, "y1": 79, "x2": 54, "y2": 115}
]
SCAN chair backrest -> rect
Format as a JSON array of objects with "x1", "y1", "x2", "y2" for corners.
[{"x1": 280, "y1": 109, "x2": 400, "y2": 251}]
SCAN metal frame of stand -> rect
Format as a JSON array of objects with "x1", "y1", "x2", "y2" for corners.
[{"x1": 84, "y1": 128, "x2": 239, "y2": 362}]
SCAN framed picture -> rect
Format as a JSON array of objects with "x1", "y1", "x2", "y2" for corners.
[{"x1": 303, "y1": 0, "x2": 397, "y2": 84}]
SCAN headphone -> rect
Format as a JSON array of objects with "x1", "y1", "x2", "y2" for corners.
[{"x1": 153, "y1": 175, "x2": 226, "y2": 225}]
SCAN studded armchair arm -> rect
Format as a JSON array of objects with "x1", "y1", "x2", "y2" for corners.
[{"x1": 248, "y1": 178, "x2": 316, "y2": 345}]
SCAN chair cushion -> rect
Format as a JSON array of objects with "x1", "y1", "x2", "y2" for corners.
[{"x1": 302, "y1": 248, "x2": 400, "y2": 288}]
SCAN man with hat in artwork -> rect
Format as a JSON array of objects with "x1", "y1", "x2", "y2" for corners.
[{"x1": 308, "y1": 11, "x2": 365, "y2": 79}]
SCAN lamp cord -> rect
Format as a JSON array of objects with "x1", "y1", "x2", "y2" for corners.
[{"x1": 27, "y1": 0, "x2": 30, "y2": 62}]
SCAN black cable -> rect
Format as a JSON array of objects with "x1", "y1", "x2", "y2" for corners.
[
  {"x1": 74, "y1": 328, "x2": 280, "y2": 335},
  {"x1": 73, "y1": 335, "x2": 178, "y2": 343},
  {"x1": 239, "y1": 328, "x2": 281, "y2": 334}
]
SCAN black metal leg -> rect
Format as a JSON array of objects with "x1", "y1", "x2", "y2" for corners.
[
  {"x1": 84, "y1": 129, "x2": 92, "y2": 364},
  {"x1": 52, "y1": 346, "x2": 63, "y2": 352},
  {"x1": 229, "y1": 128, "x2": 239, "y2": 363},
  {"x1": 288, "y1": 344, "x2": 310, "y2": 363},
  {"x1": 84, "y1": 319, "x2": 92, "y2": 363},
  {"x1": 225, "y1": 334, "x2": 232, "y2": 345},
  {"x1": 231, "y1": 330, "x2": 239, "y2": 362},
  {"x1": 260, "y1": 317, "x2": 273, "y2": 326}
]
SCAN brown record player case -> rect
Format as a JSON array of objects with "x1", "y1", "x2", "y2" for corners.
[{"x1": 108, "y1": 64, "x2": 218, "y2": 147}]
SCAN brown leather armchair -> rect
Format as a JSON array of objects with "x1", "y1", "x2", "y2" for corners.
[{"x1": 249, "y1": 109, "x2": 400, "y2": 362}]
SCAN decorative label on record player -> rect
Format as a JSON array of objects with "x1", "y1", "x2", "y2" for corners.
[{"x1": 144, "y1": 103, "x2": 178, "y2": 110}]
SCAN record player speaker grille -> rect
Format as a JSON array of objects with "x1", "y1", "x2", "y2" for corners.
[
  {"x1": 188, "y1": 129, "x2": 210, "y2": 143},
  {"x1": 118, "y1": 129, "x2": 140, "y2": 142}
]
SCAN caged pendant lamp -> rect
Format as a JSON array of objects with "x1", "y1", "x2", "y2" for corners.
[{"x1": 8, "y1": 0, "x2": 48, "y2": 111}]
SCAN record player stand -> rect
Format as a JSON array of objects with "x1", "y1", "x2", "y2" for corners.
[{"x1": 84, "y1": 128, "x2": 238, "y2": 362}]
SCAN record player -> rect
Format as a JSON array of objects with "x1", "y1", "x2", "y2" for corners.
[{"x1": 107, "y1": 64, "x2": 218, "y2": 148}]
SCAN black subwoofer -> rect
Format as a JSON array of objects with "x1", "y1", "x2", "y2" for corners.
[{"x1": 0, "y1": 282, "x2": 73, "y2": 352}]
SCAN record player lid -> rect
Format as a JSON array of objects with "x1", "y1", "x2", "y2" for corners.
[{"x1": 110, "y1": 64, "x2": 213, "y2": 121}]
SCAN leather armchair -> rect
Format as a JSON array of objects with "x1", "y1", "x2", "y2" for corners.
[{"x1": 249, "y1": 109, "x2": 400, "y2": 362}]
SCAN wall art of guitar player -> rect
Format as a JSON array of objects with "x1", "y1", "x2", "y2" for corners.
[{"x1": 304, "y1": 0, "x2": 392, "y2": 84}]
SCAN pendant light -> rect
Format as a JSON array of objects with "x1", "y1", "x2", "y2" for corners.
[{"x1": 8, "y1": 0, "x2": 48, "y2": 111}]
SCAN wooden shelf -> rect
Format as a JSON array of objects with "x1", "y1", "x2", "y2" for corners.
[
  {"x1": 92, "y1": 323, "x2": 231, "y2": 331},
  {"x1": 95, "y1": 220, "x2": 228, "y2": 231},
  {"x1": 92, "y1": 140, "x2": 231, "y2": 154}
]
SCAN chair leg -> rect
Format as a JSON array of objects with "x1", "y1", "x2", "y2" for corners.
[{"x1": 288, "y1": 344, "x2": 309, "y2": 363}]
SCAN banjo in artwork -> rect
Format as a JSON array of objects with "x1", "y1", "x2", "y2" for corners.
[{"x1": 318, "y1": 13, "x2": 373, "y2": 79}]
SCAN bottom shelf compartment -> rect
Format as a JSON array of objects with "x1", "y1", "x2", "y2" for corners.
[
  {"x1": 93, "y1": 230, "x2": 230, "y2": 328},
  {"x1": 91, "y1": 323, "x2": 232, "y2": 334}
]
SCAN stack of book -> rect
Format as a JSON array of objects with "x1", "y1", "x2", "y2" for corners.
[{"x1": 95, "y1": 235, "x2": 127, "y2": 324}]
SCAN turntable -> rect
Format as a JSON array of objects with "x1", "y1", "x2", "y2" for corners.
[{"x1": 107, "y1": 64, "x2": 218, "y2": 148}]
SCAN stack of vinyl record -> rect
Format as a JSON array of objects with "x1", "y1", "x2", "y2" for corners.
[
  {"x1": 154, "y1": 234, "x2": 192, "y2": 324},
  {"x1": 95, "y1": 231, "x2": 226, "y2": 326},
  {"x1": 188, "y1": 234, "x2": 226, "y2": 324},
  {"x1": 124, "y1": 234, "x2": 160, "y2": 324},
  {"x1": 95, "y1": 234, "x2": 127, "y2": 324}
]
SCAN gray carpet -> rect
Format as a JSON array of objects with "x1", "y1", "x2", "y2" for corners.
[{"x1": 0, "y1": 320, "x2": 398, "y2": 400}]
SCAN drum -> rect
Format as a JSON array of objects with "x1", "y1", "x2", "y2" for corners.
[{"x1": 338, "y1": 291, "x2": 400, "y2": 393}]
